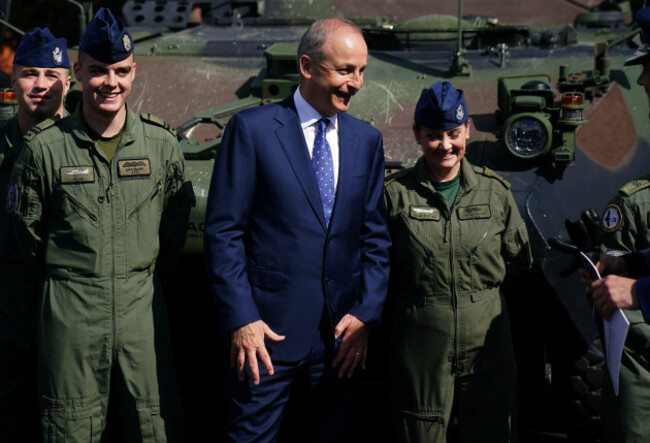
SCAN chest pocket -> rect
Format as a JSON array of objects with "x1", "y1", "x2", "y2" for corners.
[
  {"x1": 458, "y1": 205, "x2": 503, "y2": 254},
  {"x1": 50, "y1": 179, "x2": 100, "y2": 254},
  {"x1": 390, "y1": 213, "x2": 441, "y2": 296},
  {"x1": 56, "y1": 185, "x2": 99, "y2": 222},
  {"x1": 457, "y1": 206, "x2": 506, "y2": 291}
]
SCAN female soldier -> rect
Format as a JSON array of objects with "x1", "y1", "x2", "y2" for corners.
[{"x1": 384, "y1": 81, "x2": 531, "y2": 442}]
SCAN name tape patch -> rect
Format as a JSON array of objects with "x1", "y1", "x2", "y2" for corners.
[
  {"x1": 117, "y1": 158, "x2": 151, "y2": 178},
  {"x1": 60, "y1": 166, "x2": 95, "y2": 184},
  {"x1": 409, "y1": 206, "x2": 441, "y2": 221},
  {"x1": 457, "y1": 204, "x2": 491, "y2": 220}
]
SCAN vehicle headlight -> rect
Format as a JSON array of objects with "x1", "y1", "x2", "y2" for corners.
[{"x1": 504, "y1": 113, "x2": 552, "y2": 159}]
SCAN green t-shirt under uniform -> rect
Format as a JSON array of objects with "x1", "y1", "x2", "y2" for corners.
[{"x1": 432, "y1": 172, "x2": 461, "y2": 207}]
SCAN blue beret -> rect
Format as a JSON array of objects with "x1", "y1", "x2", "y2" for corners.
[
  {"x1": 625, "y1": 7, "x2": 650, "y2": 66},
  {"x1": 79, "y1": 7, "x2": 133, "y2": 64},
  {"x1": 414, "y1": 81, "x2": 468, "y2": 131},
  {"x1": 13, "y1": 27, "x2": 69, "y2": 69}
]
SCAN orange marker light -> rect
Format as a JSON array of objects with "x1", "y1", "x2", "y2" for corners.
[{"x1": 562, "y1": 93, "x2": 583, "y2": 106}]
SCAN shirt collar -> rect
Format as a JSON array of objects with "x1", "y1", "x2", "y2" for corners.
[{"x1": 294, "y1": 87, "x2": 338, "y2": 132}]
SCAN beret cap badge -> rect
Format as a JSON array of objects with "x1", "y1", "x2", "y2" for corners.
[
  {"x1": 456, "y1": 104, "x2": 464, "y2": 122},
  {"x1": 122, "y1": 34, "x2": 131, "y2": 52},
  {"x1": 52, "y1": 46, "x2": 63, "y2": 66}
]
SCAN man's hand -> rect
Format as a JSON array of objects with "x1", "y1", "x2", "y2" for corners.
[
  {"x1": 579, "y1": 253, "x2": 628, "y2": 294},
  {"x1": 230, "y1": 320, "x2": 285, "y2": 385},
  {"x1": 590, "y1": 275, "x2": 639, "y2": 320},
  {"x1": 596, "y1": 253, "x2": 627, "y2": 277},
  {"x1": 332, "y1": 314, "x2": 368, "y2": 379}
]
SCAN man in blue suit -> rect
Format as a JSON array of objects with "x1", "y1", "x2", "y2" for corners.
[{"x1": 205, "y1": 17, "x2": 391, "y2": 442}]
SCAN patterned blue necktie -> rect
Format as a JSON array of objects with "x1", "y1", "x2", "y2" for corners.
[{"x1": 312, "y1": 118, "x2": 335, "y2": 226}]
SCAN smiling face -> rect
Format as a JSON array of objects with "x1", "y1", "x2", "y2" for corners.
[
  {"x1": 74, "y1": 52, "x2": 135, "y2": 123},
  {"x1": 415, "y1": 121, "x2": 470, "y2": 182},
  {"x1": 299, "y1": 24, "x2": 367, "y2": 117},
  {"x1": 12, "y1": 65, "x2": 70, "y2": 123}
]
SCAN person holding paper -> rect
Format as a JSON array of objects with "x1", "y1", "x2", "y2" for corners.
[
  {"x1": 587, "y1": 254, "x2": 649, "y2": 320},
  {"x1": 585, "y1": 7, "x2": 650, "y2": 440},
  {"x1": 384, "y1": 81, "x2": 531, "y2": 442}
]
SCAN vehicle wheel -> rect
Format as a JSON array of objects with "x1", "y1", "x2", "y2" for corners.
[{"x1": 568, "y1": 340, "x2": 607, "y2": 442}]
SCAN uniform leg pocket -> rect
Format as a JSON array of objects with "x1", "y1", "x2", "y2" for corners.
[{"x1": 40, "y1": 402, "x2": 100, "y2": 443}]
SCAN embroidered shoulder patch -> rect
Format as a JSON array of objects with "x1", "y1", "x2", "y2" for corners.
[
  {"x1": 602, "y1": 204, "x2": 622, "y2": 232},
  {"x1": 5, "y1": 181, "x2": 17, "y2": 213}
]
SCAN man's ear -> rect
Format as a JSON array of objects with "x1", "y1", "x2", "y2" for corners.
[
  {"x1": 299, "y1": 55, "x2": 313, "y2": 80},
  {"x1": 73, "y1": 62, "x2": 82, "y2": 82},
  {"x1": 412, "y1": 124, "x2": 420, "y2": 144},
  {"x1": 64, "y1": 75, "x2": 71, "y2": 97}
]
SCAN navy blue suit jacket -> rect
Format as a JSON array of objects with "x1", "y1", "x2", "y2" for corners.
[{"x1": 205, "y1": 95, "x2": 391, "y2": 362}]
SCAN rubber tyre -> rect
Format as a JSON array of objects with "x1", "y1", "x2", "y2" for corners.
[{"x1": 568, "y1": 340, "x2": 607, "y2": 442}]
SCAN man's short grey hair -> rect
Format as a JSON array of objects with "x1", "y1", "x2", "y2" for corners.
[{"x1": 297, "y1": 17, "x2": 363, "y2": 67}]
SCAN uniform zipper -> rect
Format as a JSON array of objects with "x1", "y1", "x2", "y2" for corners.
[
  {"x1": 58, "y1": 186, "x2": 98, "y2": 221},
  {"x1": 107, "y1": 150, "x2": 117, "y2": 362},
  {"x1": 129, "y1": 180, "x2": 162, "y2": 218},
  {"x1": 449, "y1": 188, "x2": 468, "y2": 374}
]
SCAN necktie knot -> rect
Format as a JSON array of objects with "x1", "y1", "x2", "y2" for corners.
[{"x1": 318, "y1": 118, "x2": 330, "y2": 134}]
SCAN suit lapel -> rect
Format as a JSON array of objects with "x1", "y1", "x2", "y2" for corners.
[
  {"x1": 274, "y1": 98, "x2": 327, "y2": 230},
  {"x1": 331, "y1": 113, "x2": 360, "y2": 228}
]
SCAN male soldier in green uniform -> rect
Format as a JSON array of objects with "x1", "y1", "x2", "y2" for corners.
[
  {"x1": 595, "y1": 7, "x2": 650, "y2": 442},
  {"x1": 0, "y1": 27, "x2": 70, "y2": 442},
  {"x1": 8, "y1": 8, "x2": 194, "y2": 442}
]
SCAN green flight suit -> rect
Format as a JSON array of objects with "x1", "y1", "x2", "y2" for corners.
[
  {"x1": 599, "y1": 176, "x2": 650, "y2": 442},
  {"x1": 384, "y1": 157, "x2": 531, "y2": 443},
  {"x1": 0, "y1": 116, "x2": 39, "y2": 442},
  {"x1": 9, "y1": 105, "x2": 194, "y2": 442}
]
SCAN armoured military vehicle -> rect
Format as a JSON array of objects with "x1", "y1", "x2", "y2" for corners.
[{"x1": 4, "y1": 0, "x2": 650, "y2": 440}]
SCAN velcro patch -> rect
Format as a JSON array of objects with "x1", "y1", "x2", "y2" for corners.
[
  {"x1": 409, "y1": 206, "x2": 441, "y2": 221},
  {"x1": 60, "y1": 166, "x2": 95, "y2": 184},
  {"x1": 457, "y1": 204, "x2": 491, "y2": 220},
  {"x1": 602, "y1": 204, "x2": 622, "y2": 232},
  {"x1": 117, "y1": 158, "x2": 151, "y2": 178}
]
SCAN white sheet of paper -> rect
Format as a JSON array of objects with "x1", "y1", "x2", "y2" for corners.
[{"x1": 580, "y1": 251, "x2": 630, "y2": 396}]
